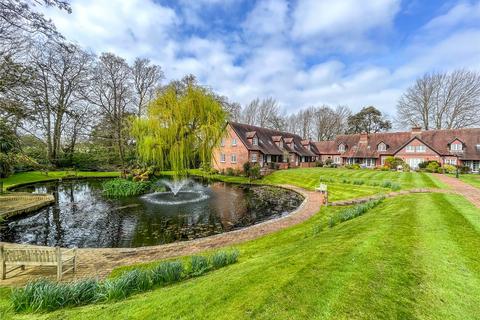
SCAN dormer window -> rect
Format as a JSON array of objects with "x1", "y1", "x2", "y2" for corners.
[
  {"x1": 252, "y1": 136, "x2": 258, "y2": 146},
  {"x1": 338, "y1": 143, "x2": 345, "y2": 152},
  {"x1": 377, "y1": 142, "x2": 386, "y2": 151},
  {"x1": 451, "y1": 143, "x2": 463, "y2": 152}
]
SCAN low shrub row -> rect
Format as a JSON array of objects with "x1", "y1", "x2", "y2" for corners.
[
  {"x1": 11, "y1": 250, "x2": 239, "y2": 313},
  {"x1": 319, "y1": 176, "x2": 400, "y2": 191},
  {"x1": 329, "y1": 197, "x2": 385, "y2": 228}
]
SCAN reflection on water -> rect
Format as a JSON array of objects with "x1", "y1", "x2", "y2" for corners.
[{"x1": 0, "y1": 179, "x2": 303, "y2": 248}]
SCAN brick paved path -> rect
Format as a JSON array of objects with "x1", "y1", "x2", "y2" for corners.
[
  {"x1": 432, "y1": 174, "x2": 480, "y2": 208},
  {"x1": 0, "y1": 185, "x2": 323, "y2": 286}
]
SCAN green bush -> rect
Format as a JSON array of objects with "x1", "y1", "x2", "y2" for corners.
[
  {"x1": 352, "y1": 179, "x2": 364, "y2": 185},
  {"x1": 384, "y1": 156, "x2": 404, "y2": 170},
  {"x1": 443, "y1": 164, "x2": 457, "y2": 174},
  {"x1": 225, "y1": 167, "x2": 235, "y2": 176},
  {"x1": 381, "y1": 180, "x2": 392, "y2": 188},
  {"x1": 425, "y1": 161, "x2": 440, "y2": 173},
  {"x1": 102, "y1": 178, "x2": 152, "y2": 197},
  {"x1": 243, "y1": 162, "x2": 251, "y2": 176}
]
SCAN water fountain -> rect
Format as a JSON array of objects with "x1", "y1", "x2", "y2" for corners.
[
  {"x1": 161, "y1": 179, "x2": 190, "y2": 196},
  {"x1": 141, "y1": 178, "x2": 210, "y2": 205}
]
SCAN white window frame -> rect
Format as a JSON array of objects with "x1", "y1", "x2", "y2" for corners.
[
  {"x1": 220, "y1": 153, "x2": 226, "y2": 163},
  {"x1": 406, "y1": 145, "x2": 415, "y2": 153},
  {"x1": 334, "y1": 156, "x2": 340, "y2": 164},
  {"x1": 338, "y1": 144, "x2": 345, "y2": 152},
  {"x1": 445, "y1": 158, "x2": 457, "y2": 165},
  {"x1": 451, "y1": 143, "x2": 463, "y2": 152},
  {"x1": 231, "y1": 153, "x2": 237, "y2": 163},
  {"x1": 252, "y1": 136, "x2": 258, "y2": 146},
  {"x1": 416, "y1": 145, "x2": 426, "y2": 152},
  {"x1": 231, "y1": 138, "x2": 237, "y2": 146},
  {"x1": 251, "y1": 153, "x2": 257, "y2": 162},
  {"x1": 377, "y1": 143, "x2": 386, "y2": 151}
]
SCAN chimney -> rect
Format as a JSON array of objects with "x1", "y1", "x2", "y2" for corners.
[
  {"x1": 359, "y1": 132, "x2": 368, "y2": 144},
  {"x1": 411, "y1": 127, "x2": 422, "y2": 136}
]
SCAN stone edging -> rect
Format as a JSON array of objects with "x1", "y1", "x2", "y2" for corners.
[{"x1": 0, "y1": 194, "x2": 55, "y2": 219}]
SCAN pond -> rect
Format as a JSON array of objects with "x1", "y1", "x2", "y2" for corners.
[{"x1": 0, "y1": 179, "x2": 303, "y2": 248}]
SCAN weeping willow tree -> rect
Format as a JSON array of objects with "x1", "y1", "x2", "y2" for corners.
[{"x1": 131, "y1": 83, "x2": 227, "y2": 177}]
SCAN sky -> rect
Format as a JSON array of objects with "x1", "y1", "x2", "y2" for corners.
[{"x1": 42, "y1": 0, "x2": 480, "y2": 119}]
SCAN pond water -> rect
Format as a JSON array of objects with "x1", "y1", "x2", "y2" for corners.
[{"x1": 0, "y1": 179, "x2": 303, "y2": 248}]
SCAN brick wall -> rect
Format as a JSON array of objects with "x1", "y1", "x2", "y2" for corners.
[
  {"x1": 212, "y1": 124, "x2": 249, "y2": 172},
  {"x1": 394, "y1": 139, "x2": 441, "y2": 166}
]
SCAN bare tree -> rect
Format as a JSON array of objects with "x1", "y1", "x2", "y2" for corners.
[
  {"x1": 240, "y1": 97, "x2": 285, "y2": 130},
  {"x1": 87, "y1": 52, "x2": 134, "y2": 170},
  {"x1": 0, "y1": 0, "x2": 70, "y2": 55},
  {"x1": 132, "y1": 57, "x2": 163, "y2": 117},
  {"x1": 26, "y1": 41, "x2": 93, "y2": 165},
  {"x1": 397, "y1": 69, "x2": 480, "y2": 130},
  {"x1": 313, "y1": 105, "x2": 350, "y2": 140}
]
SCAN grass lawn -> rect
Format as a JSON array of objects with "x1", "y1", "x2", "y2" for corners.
[
  {"x1": 459, "y1": 174, "x2": 480, "y2": 189},
  {"x1": 261, "y1": 167, "x2": 445, "y2": 201},
  {"x1": 2, "y1": 192, "x2": 479, "y2": 319},
  {"x1": 186, "y1": 167, "x2": 446, "y2": 202},
  {"x1": 0, "y1": 171, "x2": 120, "y2": 191}
]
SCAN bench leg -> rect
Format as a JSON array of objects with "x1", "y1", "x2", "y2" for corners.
[
  {"x1": 56, "y1": 247, "x2": 62, "y2": 281},
  {"x1": 1, "y1": 262, "x2": 5, "y2": 280}
]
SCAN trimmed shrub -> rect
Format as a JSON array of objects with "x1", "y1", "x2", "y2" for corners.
[
  {"x1": 425, "y1": 161, "x2": 440, "y2": 173},
  {"x1": 336, "y1": 197, "x2": 384, "y2": 223},
  {"x1": 381, "y1": 180, "x2": 392, "y2": 188},
  {"x1": 443, "y1": 164, "x2": 457, "y2": 174},
  {"x1": 225, "y1": 167, "x2": 235, "y2": 176},
  {"x1": 352, "y1": 179, "x2": 364, "y2": 185}
]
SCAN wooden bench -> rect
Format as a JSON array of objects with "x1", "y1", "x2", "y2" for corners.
[
  {"x1": 315, "y1": 183, "x2": 328, "y2": 205},
  {"x1": 0, "y1": 246, "x2": 77, "y2": 281}
]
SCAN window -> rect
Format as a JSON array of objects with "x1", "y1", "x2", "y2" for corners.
[
  {"x1": 407, "y1": 158, "x2": 424, "y2": 169},
  {"x1": 445, "y1": 158, "x2": 457, "y2": 165},
  {"x1": 416, "y1": 145, "x2": 426, "y2": 152},
  {"x1": 252, "y1": 136, "x2": 258, "y2": 146},
  {"x1": 279, "y1": 141, "x2": 283, "y2": 148},
  {"x1": 220, "y1": 153, "x2": 226, "y2": 163},
  {"x1": 231, "y1": 138, "x2": 237, "y2": 146},
  {"x1": 338, "y1": 144, "x2": 345, "y2": 152},
  {"x1": 377, "y1": 143, "x2": 386, "y2": 151},
  {"x1": 220, "y1": 139, "x2": 225, "y2": 147},
  {"x1": 231, "y1": 154, "x2": 237, "y2": 163},
  {"x1": 251, "y1": 153, "x2": 257, "y2": 162},
  {"x1": 334, "y1": 156, "x2": 340, "y2": 164},
  {"x1": 451, "y1": 143, "x2": 463, "y2": 152},
  {"x1": 406, "y1": 146, "x2": 415, "y2": 153}
]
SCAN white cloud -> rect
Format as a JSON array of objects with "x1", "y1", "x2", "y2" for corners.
[
  {"x1": 423, "y1": 1, "x2": 480, "y2": 32},
  {"x1": 242, "y1": 0, "x2": 289, "y2": 36},
  {"x1": 40, "y1": 0, "x2": 480, "y2": 118},
  {"x1": 291, "y1": 0, "x2": 400, "y2": 38},
  {"x1": 43, "y1": 0, "x2": 177, "y2": 59}
]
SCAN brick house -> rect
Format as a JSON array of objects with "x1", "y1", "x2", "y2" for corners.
[
  {"x1": 212, "y1": 122, "x2": 319, "y2": 172},
  {"x1": 314, "y1": 127, "x2": 480, "y2": 172}
]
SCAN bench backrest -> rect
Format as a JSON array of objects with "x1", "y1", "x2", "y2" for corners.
[{"x1": 1, "y1": 248, "x2": 59, "y2": 263}]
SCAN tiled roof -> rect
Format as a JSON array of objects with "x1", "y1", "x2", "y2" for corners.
[
  {"x1": 314, "y1": 128, "x2": 480, "y2": 160},
  {"x1": 229, "y1": 122, "x2": 317, "y2": 157}
]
